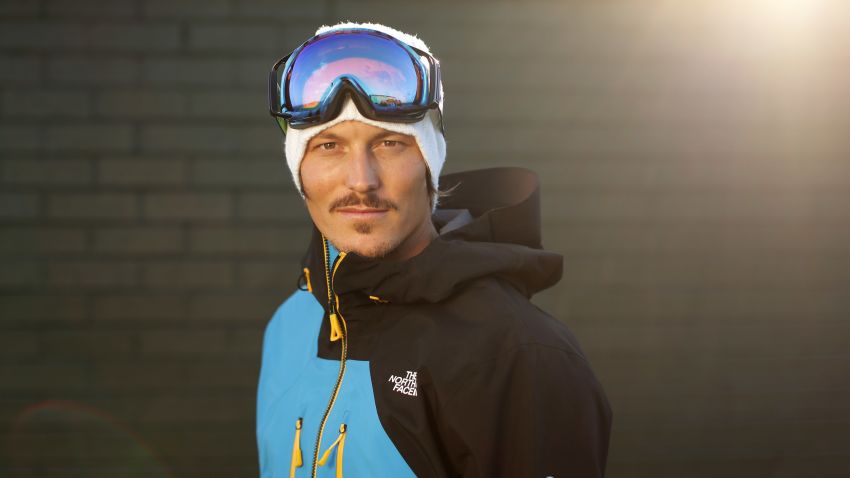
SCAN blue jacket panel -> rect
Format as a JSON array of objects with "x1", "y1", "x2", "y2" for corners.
[{"x1": 256, "y1": 247, "x2": 416, "y2": 477}]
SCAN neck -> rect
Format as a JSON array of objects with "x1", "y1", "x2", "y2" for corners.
[{"x1": 383, "y1": 219, "x2": 438, "y2": 262}]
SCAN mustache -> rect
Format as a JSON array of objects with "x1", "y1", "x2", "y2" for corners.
[{"x1": 329, "y1": 192, "x2": 398, "y2": 213}]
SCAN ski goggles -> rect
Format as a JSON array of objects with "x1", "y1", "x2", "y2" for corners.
[{"x1": 268, "y1": 28, "x2": 443, "y2": 135}]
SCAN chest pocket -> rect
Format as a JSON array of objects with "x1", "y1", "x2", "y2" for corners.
[{"x1": 290, "y1": 412, "x2": 349, "y2": 478}]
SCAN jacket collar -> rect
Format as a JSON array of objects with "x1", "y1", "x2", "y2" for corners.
[{"x1": 300, "y1": 167, "x2": 562, "y2": 318}]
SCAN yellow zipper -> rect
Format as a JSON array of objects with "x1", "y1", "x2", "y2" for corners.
[
  {"x1": 312, "y1": 235, "x2": 348, "y2": 478},
  {"x1": 317, "y1": 423, "x2": 347, "y2": 478},
  {"x1": 290, "y1": 417, "x2": 303, "y2": 478}
]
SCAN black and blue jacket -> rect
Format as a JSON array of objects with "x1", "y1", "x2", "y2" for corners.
[{"x1": 256, "y1": 167, "x2": 612, "y2": 477}]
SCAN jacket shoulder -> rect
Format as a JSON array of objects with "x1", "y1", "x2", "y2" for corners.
[
  {"x1": 443, "y1": 275, "x2": 589, "y2": 362},
  {"x1": 262, "y1": 289, "x2": 320, "y2": 342},
  {"x1": 257, "y1": 289, "x2": 323, "y2": 397}
]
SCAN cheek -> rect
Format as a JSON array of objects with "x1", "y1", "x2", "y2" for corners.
[
  {"x1": 387, "y1": 157, "x2": 429, "y2": 207},
  {"x1": 300, "y1": 156, "x2": 333, "y2": 200}
]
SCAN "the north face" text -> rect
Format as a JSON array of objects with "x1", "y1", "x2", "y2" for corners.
[{"x1": 388, "y1": 370, "x2": 417, "y2": 397}]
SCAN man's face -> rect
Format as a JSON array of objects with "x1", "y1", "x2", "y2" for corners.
[{"x1": 300, "y1": 120, "x2": 435, "y2": 260}]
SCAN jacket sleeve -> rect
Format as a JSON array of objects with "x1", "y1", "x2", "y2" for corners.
[
  {"x1": 256, "y1": 301, "x2": 290, "y2": 478},
  {"x1": 438, "y1": 344, "x2": 612, "y2": 478}
]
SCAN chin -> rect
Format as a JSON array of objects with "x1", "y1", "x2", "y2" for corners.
[{"x1": 332, "y1": 234, "x2": 400, "y2": 260}]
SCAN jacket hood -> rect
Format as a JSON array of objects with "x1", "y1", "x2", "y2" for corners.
[{"x1": 301, "y1": 167, "x2": 563, "y2": 310}]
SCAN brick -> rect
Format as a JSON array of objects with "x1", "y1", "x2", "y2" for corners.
[
  {"x1": 97, "y1": 157, "x2": 187, "y2": 185},
  {"x1": 0, "y1": 55, "x2": 42, "y2": 83},
  {"x1": 142, "y1": 0, "x2": 230, "y2": 18},
  {"x1": 141, "y1": 260, "x2": 233, "y2": 288},
  {"x1": 601, "y1": 355, "x2": 850, "y2": 397},
  {"x1": 541, "y1": 191, "x2": 651, "y2": 223},
  {"x1": 448, "y1": 89, "x2": 756, "y2": 125},
  {"x1": 188, "y1": 225, "x2": 310, "y2": 255},
  {"x1": 550, "y1": 222, "x2": 850, "y2": 255},
  {"x1": 332, "y1": 1, "x2": 550, "y2": 26},
  {"x1": 44, "y1": 0, "x2": 138, "y2": 18},
  {"x1": 0, "y1": 0, "x2": 41, "y2": 16},
  {"x1": 47, "y1": 261, "x2": 137, "y2": 287},
  {"x1": 40, "y1": 329, "x2": 136, "y2": 360},
  {"x1": 443, "y1": 59, "x2": 663, "y2": 93},
  {"x1": 139, "y1": 124, "x2": 276, "y2": 153},
  {"x1": 139, "y1": 329, "x2": 229, "y2": 357},
  {"x1": 187, "y1": 292, "x2": 282, "y2": 321},
  {"x1": 0, "y1": 23, "x2": 180, "y2": 51},
  {"x1": 45, "y1": 124, "x2": 134, "y2": 152},
  {"x1": 47, "y1": 193, "x2": 136, "y2": 220},
  {"x1": 0, "y1": 193, "x2": 40, "y2": 218},
  {"x1": 234, "y1": 56, "x2": 271, "y2": 87},
  {"x1": 141, "y1": 58, "x2": 236, "y2": 86},
  {"x1": 230, "y1": 329, "x2": 263, "y2": 357},
  {"x1": 0, "y1": 226, "x2": 88, "y2": 254},
  {"x1": 231, "y1": 0, "x2": 326, "y2": 19},
  {"x1": 0, "y1": 331, "x2": 39, "y2": 359},
  {"x1": 237, "y1": 260, "x2": 300, "y2": 289},
  {"x1": 556, "y1": 254, "x2": 708, "y2": 289},
  {"x1": 608, "y1": 424, "x2": 844, "y2": 463},
  {"x1": 21, "y1": 460, "x2": 173, "y2": 477},
  {"x1": 187, "y1": 24, "x2": 313, "y2": 52},
  {"x1": 149, "y1": 427, "x2": 258, "y2": 459},
  {"x1": 0, "y1": 294, "x2": 88, "y2": 322},
  {"x1": 0, "y1": 260, "x2": 41, "y2": 287},
  {"x1": 9, "y1": 427, "x2": 171, "y2": 460},
  {"x1": 48, "y1": 57, "x2": 141, "y2": 85},
  {"x1": 544, "y1": 224, "x2": 674, "y2": 254},
  {"x1": 582, "y1": 321, "x2": 850, "y2": 361},
  {"x1": 533, "y1": 157, "x2": 651, "y2": 191},
  {"x1": 92, "y1": 226, "x2": 183, "y2": 254},
  {"x1": 607, "y1": 387, "x2": 850, "y2": 423},
  {"x1": 95, "y1": 90, "x2": 187, "y2": 118},
  {"x1": 142, "y1": 192, "x2": 232, "y2": 220},
  {"x1": 0, "y1": 126, "x2": 40, "y2": 151},
  {"x1": 93, "y1": 293, "x2": 187, "y2": 320},
  {"x1": 187, "y1": 90, "x2": 263, "y2": 119},
  {"x1": 91, "y1": 360, "x2": 256, "y2": 388},
  {"x1": 566, "y1": 287, "x2": 848, "y2": 323},
  {"x1": 235, "y1": 192, "x2": 310, "y2": 222},
  {"x1": 1, "y1": 158, "x2": 93, "y2": 185},
  {"x1": 133, "y1": 393, "x2": 252, "y2": 423},
  {"x1": 191, "y1": 158, "x2": 283, "y2": 186},
  {"x1": 0, "y1": 364, "x2": 88, "y2": 390},
  {"x1": 640, "y1": 190, "x2": 849, "y2": 222}
]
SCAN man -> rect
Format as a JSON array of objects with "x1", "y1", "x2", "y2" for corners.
[{"x1": 257, "y1": 22, "x2": 612, "y2": 478}]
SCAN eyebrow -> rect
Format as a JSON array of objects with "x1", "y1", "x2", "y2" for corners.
[
  {"x1": 310, "y1": 132, "x2": 343, "y2": 143},
  {"x1": 372, "y1": 130, "x2": 406, "y2": 140},
  {"x1": 309, "y1": 130, "x2": 408, "y2": 145}
]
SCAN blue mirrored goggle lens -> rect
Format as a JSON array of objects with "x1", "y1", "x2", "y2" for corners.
[{"x1": 282, "y1": 32, "x2": 424, "y2": 112}]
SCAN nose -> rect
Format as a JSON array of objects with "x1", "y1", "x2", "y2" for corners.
[{"x1": 345, "y1": 145, "x2": 380, "y2": 193}]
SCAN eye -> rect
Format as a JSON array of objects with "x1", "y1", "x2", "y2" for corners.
[
  {"x1": 382, "y1": 139, "x2": 401, "y2": 148},
  {"x1": 316, "y1": 142, "x2": 337, "y2": 151}
]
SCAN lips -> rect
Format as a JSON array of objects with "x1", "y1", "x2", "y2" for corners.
[
  {"x1": 337, "y1": 207, "x2": 386, "y2": 212},
  {"x1": 335, "y1": 207, "x2": 389, "y2": 218}
]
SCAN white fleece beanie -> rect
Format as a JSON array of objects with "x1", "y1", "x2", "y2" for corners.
[{"x1": 282, "y1": 22, "x2": 446, "y2": 209}]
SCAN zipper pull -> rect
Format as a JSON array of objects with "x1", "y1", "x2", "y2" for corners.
[
  {"x1": 290, "y1": 417, "x2": 303, "y2": 477},
  {"x1": 317, "y1": 423, "x2": 347, "y2": 477},
  {"x1": 368, "y1": 295, "x2": 389, "y2": 304},
  {"x1": 328, "y1": 313, "x2": 343, "y2": 342},
  {"x1": 302, "y1": 267, "x2": 313, "y2": 292}
]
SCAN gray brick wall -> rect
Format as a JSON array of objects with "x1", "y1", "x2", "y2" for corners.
[{"x1": 2, "y1": 1, "x2": 849, "y2": 477}]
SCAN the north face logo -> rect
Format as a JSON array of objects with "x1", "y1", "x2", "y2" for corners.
[{"x1": 388, "y1": 370, "x2": 417, "y2": 397}]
